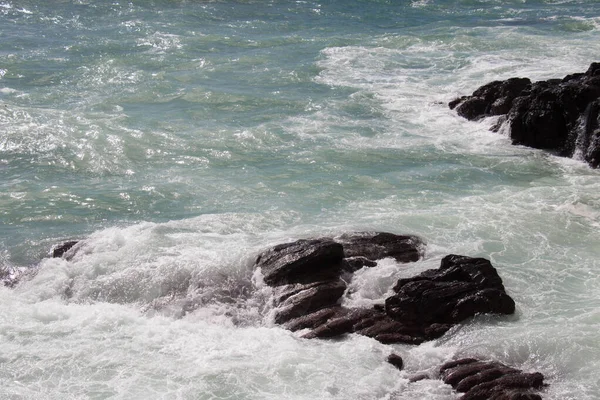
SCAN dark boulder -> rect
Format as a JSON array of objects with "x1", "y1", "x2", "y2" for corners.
[
  {"x1": 385, "y1": 254, "x2": 515, "y2": 326},
  {"x1": 450, "y1": 62, "x2": 600, "y2": 168},
  {"x1": 440, "y1": 358, "x2": 545, "y2": 400},
  {"x1": 255, "y1": 239, "x2": 344, "y2": 286}
]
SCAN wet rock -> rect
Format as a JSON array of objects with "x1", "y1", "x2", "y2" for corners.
[
  {"x1": 254, "y1": 232, "x2": 424, "y2": 287},
  {"x1": 255, "y1": 239, "x2": 344, "y2": 286},
  {"x1": 256, "y1": 236, "x2": 514, "y2": 346},
  {"x1": 272, "y1": 279, "x2": 347, "y2": 324},
  {"x1": 385, "y1": 254, "x2": 515, "y2": 327},
  {"x1": 335, "y1": 232, "x2": 424, "y2": 263},
  {"x1": 341, "y1": 256, "x2": 377, "y2": 273},
  {"x1": 450, "y1": 62, "x2": 600, "y2": 168},
  {"x1": 387, "y1": 353, "x2": 404, "y2": 371},
  {"x1": 52, "y1": 240, "x2": 79, "y2": 258},
  {"x1": 440, "y1": 358, "x2": 545, "y2": 400},
  {"x1": 451, "y1": 78, "x2": 531, "y2": 121},
  {"x1": 284, "y1": 306, "x2": 348, "y2": 332},
  {"x1": 302, "y1": 308, "x2": 379, "y2": 339}
]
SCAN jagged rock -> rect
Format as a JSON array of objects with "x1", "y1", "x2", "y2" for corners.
[
  {"x1": 440, "y1": 358, "x2": 545, "y2": 400},
  {"x1": 450, "y1": 62, "x2": 600, "y2": 168},
  {"x1": 450, "y1": 78, "x2": 531, "y2": 120}
]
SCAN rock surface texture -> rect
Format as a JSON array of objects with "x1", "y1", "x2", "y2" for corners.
[
  {"x1": 254, "y1": 233, "x2": 515, "y2": 345},
  {"x1": 450, "y1": 62, "x2": 600, "y2": 168},
  {"x1": 439, "y1": 358, "x2": 545, "y2": 400}
]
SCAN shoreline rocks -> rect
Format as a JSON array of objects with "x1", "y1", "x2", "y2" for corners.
[
  {"x1": 450, "y1": 62, "x2": 600, "y2": 168},
  {"x1": 254, "y1": 233, "x2": 515, "y2": 345}
]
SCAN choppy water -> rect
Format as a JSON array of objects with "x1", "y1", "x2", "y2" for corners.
[{"x1": 1, "y1": 1, "x2": 600, "y2": 399}]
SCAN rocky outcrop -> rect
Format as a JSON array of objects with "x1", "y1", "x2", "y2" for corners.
[
  {"x1": 254, "y1": 234, "x2": 515, "y2": 345},
  {"x1": 439, "y1": 358, "x2": 545, "y2": 400},
  {"x1": 450, "y1": 62, "x2": 600, "y2": 168}
]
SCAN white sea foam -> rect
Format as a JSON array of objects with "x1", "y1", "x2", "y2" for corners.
[{"x1": 2, "y1": 1, "x2": 600, "y2": 398}]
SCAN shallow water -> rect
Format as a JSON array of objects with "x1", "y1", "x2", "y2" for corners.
[{"x1": 1, "y1": 1, "x2": 600, "y2": 399}]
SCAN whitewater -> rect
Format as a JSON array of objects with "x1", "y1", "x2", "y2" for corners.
[{"x1": 1, "y1": 0, "x2": 600, "y2": 399}]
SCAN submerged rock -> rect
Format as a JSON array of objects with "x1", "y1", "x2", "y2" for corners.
[
  {"x1": 255, "y1": 235, "x2": 514, "y2": 345},
  {"x1": 439, "y1": 358, "x2": 545, "y2": 400},
  {"x1": 450, "y1": 62, "x2": 600, "y2": 168}
]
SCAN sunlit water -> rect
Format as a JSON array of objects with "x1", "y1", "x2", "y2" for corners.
[{"x1": 1, "y1": 1, "x2": 600, "y2": 399}]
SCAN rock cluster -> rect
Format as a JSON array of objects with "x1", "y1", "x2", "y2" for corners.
[
  {"x1": 450, "y1": 62, "x2": 600, "y2": 167},
  {"x1": 254, "y1": 232, "x2": 515, "y2": 345},
  {"x1": 44, "y1": 233, "x2": 547, "y2": 398},
  {"x1": 439, "y1": 358, "x2": 545, "y2": 400}
]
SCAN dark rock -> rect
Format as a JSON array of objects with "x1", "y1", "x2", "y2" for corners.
[
  {"x1": 255, "y1": 238, "x2": 344, "y2": 286},
  {"x1": 439, "y1": 358, "x2": 479, "y2": 375},
  {"x1": 255, "y1": 236, "x2": 514, "y2": 346},
  {"x1": 387, "y1": 353, "x2": 404, "y2": 371},
  {"x1": 299, "y1": 255, "x2": 513, "y2": 345},
  {"x1": 52, "y1": 241, "x2": 79, "y2": 258},
  {"x1": 341, "y1": 256, "x2": 377, "y2": 273},
  {"x1": 336, "y1": 232, "x2": 424, "y2": 263},
  {"x1": 440, "y1": 358, "x2": 545, "y2": 400},
  {"x1": 452, "y1": 78, "x2": 531, "y2": 121},
  {"x1": 386, "y1": 255, "x2": 515, "y2": 326},
  {"x1": 254, "y1": 232, "x2": 424, "y2": 287},
  {"x1": 272, "y1": 279, "x2": 347, "y2": 324},
  {"x1": 303, "y1": 307, "x2": 380, "y2": 339},
  {"x1": 284, "y1": 306, "x2": 347, "y2": 331},
  {"x1": 450, "y1": 63, "x2": 600, "y2": 168}
]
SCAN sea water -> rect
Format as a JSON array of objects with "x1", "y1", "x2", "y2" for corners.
[{"x1": 1, "y1": 1, "x2": 600, "y2": 399}]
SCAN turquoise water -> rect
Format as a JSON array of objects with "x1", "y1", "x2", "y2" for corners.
[{"x1": 1, "y1": 1, "x2": 600, "y2": 399}]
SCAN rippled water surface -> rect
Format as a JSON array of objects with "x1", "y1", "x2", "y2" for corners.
[{"x1": 1, "y1": 1, "x2": 600, "y2": 399}]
